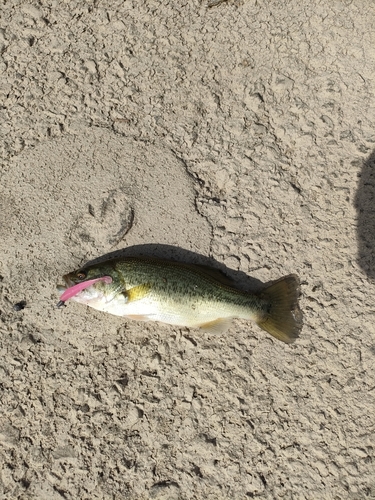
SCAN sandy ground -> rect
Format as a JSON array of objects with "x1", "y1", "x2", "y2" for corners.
[{"x1": 1, "y1": 1, "x2": 375, "y2": 498}]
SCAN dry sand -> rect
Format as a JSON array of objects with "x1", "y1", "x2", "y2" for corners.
[{"x1": 1, "y1": 1, "x2": 375, "y2": 498}]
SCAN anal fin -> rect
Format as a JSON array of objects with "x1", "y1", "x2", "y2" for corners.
[{"x1": 198, "y1": 318, "x2": 232, "y2": 334}]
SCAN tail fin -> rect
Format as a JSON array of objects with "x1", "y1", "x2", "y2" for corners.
[{"x1": 256, "y1": 274, "x2": 302, "y2": 343}]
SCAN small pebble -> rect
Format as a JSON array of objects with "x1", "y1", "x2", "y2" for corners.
[{"x1": 13, "y1": 301, "x2": 26, "y2": 311}]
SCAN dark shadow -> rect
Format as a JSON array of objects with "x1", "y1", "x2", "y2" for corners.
[
  {"x1": 84, "y1": 244, "x2": 265, "y2": 292},
  {"x1": 356, "y1": 149, "x2": 375, "y2": 280}
]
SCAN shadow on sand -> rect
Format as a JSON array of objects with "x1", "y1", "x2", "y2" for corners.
[{"x1": 355, "y1": 149, "x2": 375, "y2": 281}]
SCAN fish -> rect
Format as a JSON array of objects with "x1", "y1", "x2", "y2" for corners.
[{"x1": 57, "y1": 256, "x2": 303, "y2": 343}]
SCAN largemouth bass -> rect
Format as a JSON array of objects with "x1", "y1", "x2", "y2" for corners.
[{"x1": 57, "y1": 256, "x2": 303, "y2": 343}]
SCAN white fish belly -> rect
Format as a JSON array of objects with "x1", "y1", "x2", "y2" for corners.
[
  {"x1": 119, "y1": 296, "x2": 205, "y2": 326},
  {"x1": 67, "y1": 287, "x2": 254, "y2": 328},
  {"x1": 69, "y1": 289, "x2": 193, "y2": 325}
]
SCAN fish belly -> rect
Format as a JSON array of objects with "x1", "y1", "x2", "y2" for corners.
[
  {"x1": 119, "y1": 295, "x2": 254, "y2": 328},
  {"x1": 119, "y1": 296, "x2": 208, "y2": 326},
  {"x1": 70, "y1": 286, "x2": 255, "y2": 328}
]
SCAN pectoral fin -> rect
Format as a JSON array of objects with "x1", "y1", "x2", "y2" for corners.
[
  {"x1": 123, "y1": 283, "x2": 151, "y2": 303},
  {"x1": 198, "y1": 318, "x2": 232, "y2": 334}
]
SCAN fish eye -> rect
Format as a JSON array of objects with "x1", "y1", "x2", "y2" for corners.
[{"x1": 76, "y1": 271, "x2": 87, "y2": 280}]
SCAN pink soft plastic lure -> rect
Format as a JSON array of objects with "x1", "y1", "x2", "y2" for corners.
[{"x1": 57, "y1": 276, "x2": 112, "y2": 307}]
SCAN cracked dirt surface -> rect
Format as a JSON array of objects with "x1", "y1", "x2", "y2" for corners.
[{"x1": 1, "y1": 1, "x2": 375, "y2": 499}]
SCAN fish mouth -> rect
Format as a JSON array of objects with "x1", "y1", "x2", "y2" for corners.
[
  {"x1": 62, "y1": 274, "x2": 75, "y2": 288},
  {"x1": 56, "y1": 275, "x2": 74, "y2": 293},
  {"x1": 57, "y1": 275, "x2": 113, "y2": 306},
  {"x1": 56, "y1": 275, "x2": 80, "y2": 304}
]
